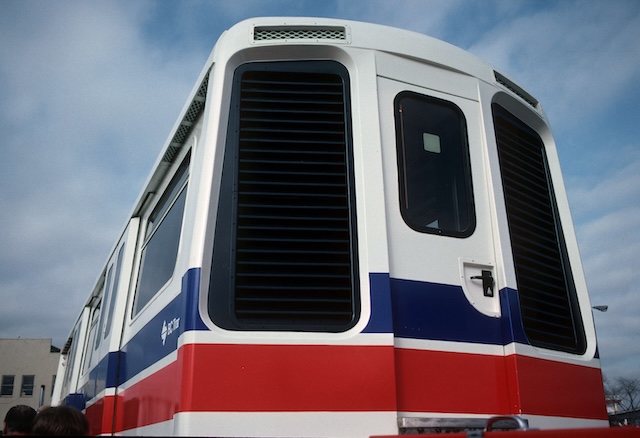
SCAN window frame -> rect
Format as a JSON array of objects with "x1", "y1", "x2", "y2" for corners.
[
  {"x1": 81, "y1": 300, "x2": 101, "y2": 376},
  {"x1": 1, "y1": 375, "x2": 14, "y2": 396},
  {"x1": 95, "y1": 265, "x2": 113, "y2": 349},
  {"x1": 394, "y1": 91, "x2": 475, "y2": 238},
  {"x1": 60, "y1": 321, "x2": 81, "y2": 396},
  {"x1": 104, "y1": 244, "x2": 125, "y2": 338},
  {"x1": 20, "y1": 375, "x2": 35, "y2": 397},
  {"x1": 132, "y1": 155, "x2": 190, "y2": 317}
]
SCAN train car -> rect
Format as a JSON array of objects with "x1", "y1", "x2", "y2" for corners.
[{"x1": 51, "y1": 17, "x2": 610, "y2": 436}]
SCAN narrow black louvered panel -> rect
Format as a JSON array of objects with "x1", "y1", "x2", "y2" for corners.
[
  {"x1": 493, "y1": 104, "x2": 584, "y2": 353},
  {"x1": 231, "y1": 65, "x2": 357, "y2": 328}
]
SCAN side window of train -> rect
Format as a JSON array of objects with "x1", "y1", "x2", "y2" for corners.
[
  {"x1": 94, "y1": 265, "x2": 114, "y2": 349},
  {"x1": 91, "y1": 242, "x2": 126, "y2": 347},
  {"x1": 81, "y1": 298, "x2": 101, "y2": 375},
  {"x1": 103, "y1": 244, "x2": 125, "y2": 338},
  {"x1": 61, "y1": 322, "x2": 81, "y2": 394},
  {"x1": 132, "y1": 157, "x2": 190, "y2": 316},
  {"x1": 394, "y1": 91, "x2": 475, "y2": 237}
]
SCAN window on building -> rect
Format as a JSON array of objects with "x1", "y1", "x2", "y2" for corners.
[
  {"x1": 20, "y1": 375, "x2": 35, "y2": 397},
  {"x1": 1, "y1": 375, "x2": 14, "y2": 396},
  {"x1": 394, "y1": 91, "x2": 475, "y2": 237}
]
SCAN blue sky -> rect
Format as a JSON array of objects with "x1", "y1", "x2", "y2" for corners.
[{"x1": 1, "y1": 0, "x2": 638, "y2": 383}]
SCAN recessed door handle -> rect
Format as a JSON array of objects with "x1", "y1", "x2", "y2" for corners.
[{"x1": 471, "y1": 270, "x2": 494, "y2": 297}]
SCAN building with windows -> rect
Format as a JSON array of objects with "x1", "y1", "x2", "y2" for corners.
[{"x1": 0, "y1": 339, "x2": 59, "y2": 421}]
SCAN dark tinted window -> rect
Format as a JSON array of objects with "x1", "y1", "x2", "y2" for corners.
[
  {"x1": 60, "y1": 323, "x2": 80, "y2": 395},
  {"x1": 133, "y1": 160, "x2": 189, "y2": 315},
  {"x1": 95, "y1": 266, "x2": 113, "y2": 349},
  {"x1": 104, "y1": 244, "x2": 125, "y2": 338},
  {"x1": 82, "y1": 301, "x2": 100, "y2": 374},
  {"x1": 20, "y1": 375, "x2": 34, "y2": 396},
  {"x1": 394, "y1": 92, "x2": 474, "y2": 237},
  {"x1": 1, "y1": 375, "x2": 14, "y2": 396}
]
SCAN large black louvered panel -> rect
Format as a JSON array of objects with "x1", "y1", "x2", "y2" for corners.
[
  {"x1": 210, "y1": 61, "x2": 359, "y2": 331},
  {"x1": 493, "y1": 104, "x2": 585, "y2": 354}
]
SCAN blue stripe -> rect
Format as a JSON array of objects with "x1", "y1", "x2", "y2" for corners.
[
  {"x1": 181, "y1": 268, "x2": 208, "y2": 332},
  {"x1": 80, "y1": 269, "x2": 533, "y2": 401},
  {"x1": 119, "y1": 268, "x2": 206, "y2": 384},
  {"x1": 387, "y1": 276, "x2": 530, "y2": 346},
  {"x1": 80, "y1": 349, "x2": 120, "y2": 401},
  {"x1": 62, "y1": 393, "x2": 86, "y2": 411},
  {"x1": 499, "y1": 286, "x2": 529, "y2": 345},
  {"x1": 79, "y1": 268, "x2": 206, "y2": 399},
  {"x1": 390, "y1": 277, "x2": 503, "y2": 344},
  {"x1": 363, "y1": 273, "x2": 394, "y2": 333}
]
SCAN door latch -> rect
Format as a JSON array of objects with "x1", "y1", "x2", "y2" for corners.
[{"x1": 471, "y1": 270, "x2": 494, "y2": 297}]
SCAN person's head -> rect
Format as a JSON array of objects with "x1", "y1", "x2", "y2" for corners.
[
  {"x1": 31, "y1": 406, "x2": 89, "y2": 436},
  {"x1": 3, "y1": 404, "x2": 37, "y2": 435}
]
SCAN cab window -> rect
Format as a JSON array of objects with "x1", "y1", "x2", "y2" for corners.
[{"x1": 394, "y1": 92, "x2": 475, "y2": 237}]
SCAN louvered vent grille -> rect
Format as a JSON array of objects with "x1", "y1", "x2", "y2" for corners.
[
  {"x1": 254, "y1": 26, "x2": 346, "y2": 41},
  {"x1": 211, "y1": 61, "x2": 358, "y2": 331},
  {"x1": 493, "y1": 104, "x2": 585, "y2": 353},
  {"x1": 494, "y1": 71, "x2": 538, "y2": 110},
  {"x1": 163, "y1": 70, "x2": 210, "y2": 163}
]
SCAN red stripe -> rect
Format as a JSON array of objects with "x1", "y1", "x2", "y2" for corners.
[
  {"x1": 394, "y1": 348, "x2": 607, "y2": 420},
  {"x1": 117, "y1": 359, "x2": 181, "y2": 431},
  {"x1": 109, "y1": 343, "x2": 606, "y2": 433},
  {"x1": 180, "y1": 343, "x2": 398, "y2": 412},
  {"x1": 510, "y1": 354, "x2": 607, "y2": 419},
  {"x1": 395, "y1": 348, "x2": 518, "y2": 414},
  {"x1": 85, "y1": 395, "x2": 115, "y2": 436},
  {"x1": 112, "y1": 343, "x2": 396, "y2": 432}
]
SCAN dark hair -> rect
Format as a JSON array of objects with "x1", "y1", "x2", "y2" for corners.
[
  {"x1": 31, "y1": 406, "x2": 90, "y2": 436},
  {"x1": 4, "y1": 404, "x2": 37, "y2": 434}
]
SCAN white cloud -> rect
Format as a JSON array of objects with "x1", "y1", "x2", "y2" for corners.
[
  {"x1": 569, "y1": 145, "x2": 640, "y2": 219},
  {"x1": 461, "y1": 2, "x2": 640, "y2": 380},
  {"x1": 467, "y1": 1, "x2": 640, "y2": 129},
  {"x1": 0, "y1": 2, "x2": 208, "y2": 347},
  {"x1": 569, "y1": 148, "x2": 640, "y2": 379},
  {"x1": 330, "y1": 0, "x2": 459, "y2": 36}
]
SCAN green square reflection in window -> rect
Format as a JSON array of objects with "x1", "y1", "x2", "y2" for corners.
[{"x1": 423, "y1": 132, "x2": 441, "y2": 154}]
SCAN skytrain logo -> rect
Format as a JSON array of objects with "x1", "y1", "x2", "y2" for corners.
[{"x1": 161, "y1": 317, "x2": 180, "y2": 345}]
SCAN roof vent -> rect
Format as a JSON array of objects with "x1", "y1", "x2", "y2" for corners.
[
  {"x1": 253, "y1": 25, "x2": 346, "y2": 42},
  {"x1": 162, "y1": 69, "x2": 210, "y2": 163},
  {"x1": 494, "y1": 71, "x2": 539, "y2": 110}
]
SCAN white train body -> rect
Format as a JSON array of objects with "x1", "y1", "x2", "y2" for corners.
[{"x1": 52, "y1": 17, "x2": 608, "y2": 436}]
